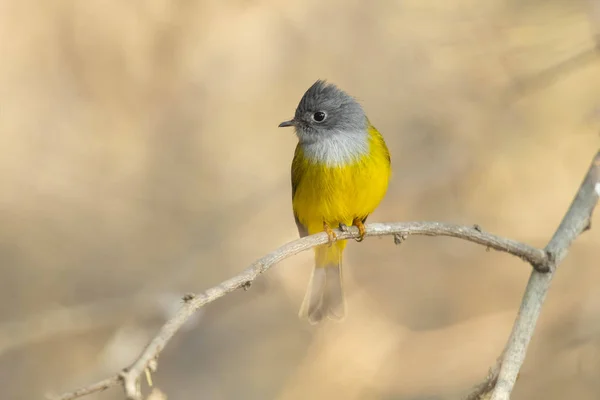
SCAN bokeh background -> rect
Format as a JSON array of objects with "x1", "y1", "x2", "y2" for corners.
[{"x1": 1, "y1": 0, "x2": 599, "y2": 399}]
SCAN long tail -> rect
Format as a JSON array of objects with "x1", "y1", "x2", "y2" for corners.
[{"x1": 299, "y1": 241, "x2": 346, "y2": 324}]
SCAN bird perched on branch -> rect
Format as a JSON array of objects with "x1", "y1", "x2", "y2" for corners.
[{"x1": 279, "y1": 80, "x2": 391, "y2": 324}]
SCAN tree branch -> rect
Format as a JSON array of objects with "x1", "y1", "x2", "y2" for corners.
[
  {"x1": 467, "y1": 150, "x2": 600, "y2": 400},
  {"x1": 49, "y1": 221, "x2": 546, "y2": 400},
  {"x1": 49, "y1": 376, "x2": 121, "y2": 400},
  {"x1": 49, "y1": 151, "x2": 599, "y2": 400}
]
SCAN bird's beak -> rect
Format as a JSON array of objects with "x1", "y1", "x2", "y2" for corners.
[{"x1": 278, "y1": 119, "x2": 296, "y2": 128}]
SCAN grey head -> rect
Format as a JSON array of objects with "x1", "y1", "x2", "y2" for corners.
[{"x1": 278, "y1": 80, "x2": 367, "y2": 145}]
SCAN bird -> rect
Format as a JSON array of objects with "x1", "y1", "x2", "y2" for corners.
[{"x1": 278, "y1": 80, "x2": 391, "y2": 324}]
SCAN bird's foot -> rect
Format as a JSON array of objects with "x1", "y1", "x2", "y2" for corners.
[
  {"x1": 352, "y1": 218, "x2": 366, "y2": 242},
  {"x1": 323, "y1": 222, "x2": 337, "y2": 246}
]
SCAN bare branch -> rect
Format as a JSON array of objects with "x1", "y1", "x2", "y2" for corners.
[
  {"x1": 48, "y1": 376, "x2": 120, "y2": 400},
  {"x1": 49, "y1": 221, "x2": 545, "y2": 400},
  {"x1": 48, "y1": 150, "x2": 600, "y2": 400},
  {"x1": 469, "y1": 150, "x2": 600, "y2": 400}
]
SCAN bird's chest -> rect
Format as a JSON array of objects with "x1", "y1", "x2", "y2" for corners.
[{"x1": 293, "y1": 156, "x2": 388, "y2": 229}]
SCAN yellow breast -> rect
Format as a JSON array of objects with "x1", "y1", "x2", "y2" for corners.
[{"x1": 292, "y1": 124, "x2": 391, "y2": 235}]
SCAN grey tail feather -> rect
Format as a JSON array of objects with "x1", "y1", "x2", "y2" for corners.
[{"x1": 299, "y1": 261, "x2": 346, "y2": 324}]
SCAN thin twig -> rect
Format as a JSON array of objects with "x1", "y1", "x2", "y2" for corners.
[
  {"x1": 468, "y1": 150, "x2": 600, "y2": 400},
  {"x1": 48, "y1": 376, "x2": 121, "y2": 400},
  {"x1": 49, "y1": 221, "x2": 545, "y2": 400}
]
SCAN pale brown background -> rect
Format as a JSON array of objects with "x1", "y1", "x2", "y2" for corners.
[{"x1": 1, "y1": 0, "x2": 599, "y2": 399}]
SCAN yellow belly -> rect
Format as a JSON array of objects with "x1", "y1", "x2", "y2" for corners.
[{"x1": 292, "y1": 125, "x2": 391, "y2": 235}]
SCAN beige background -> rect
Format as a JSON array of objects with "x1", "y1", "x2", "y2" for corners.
[{"x1": 0, "y1": 0, "x2": 599, "y2": 399}]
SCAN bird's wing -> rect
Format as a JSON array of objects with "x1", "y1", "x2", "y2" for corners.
[{"x1": 291, "y1": 144, "x2": 309, "y2": 238}]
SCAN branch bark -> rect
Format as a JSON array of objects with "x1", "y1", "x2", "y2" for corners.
[
  {"x1": 49, "y1": 150, "x2": 600, "y2": 400},
  {"x1": 467, "y1": 150, "x2": 600, "y2": 400},
  {"x1": 49, "y1": 222, "x2": 544, "y2": 400}
]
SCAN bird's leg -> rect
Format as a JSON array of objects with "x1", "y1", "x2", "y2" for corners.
[
  {"x1": 352, "y1": 217, "x2": 366, "y2": 242},
  {"x1": 323, "y1": 221, "x2": 337, "y2": 246}
]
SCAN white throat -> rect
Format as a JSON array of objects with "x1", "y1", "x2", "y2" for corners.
[{"x1": 301, "y1": 130, "x2": 369, "y2": 166}]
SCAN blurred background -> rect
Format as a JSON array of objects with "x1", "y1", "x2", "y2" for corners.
[{"x1": 0, "y1": 0, "x2": 599, "y2": 399}]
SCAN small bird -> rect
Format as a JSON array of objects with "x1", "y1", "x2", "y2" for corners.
[{"x1": 279, "y1": 80, "x2": 391, "y2": 324}]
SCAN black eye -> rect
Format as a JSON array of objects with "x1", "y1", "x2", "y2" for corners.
[{"x1": 312, "y1": 111, "x2": 327, "y2": 122}]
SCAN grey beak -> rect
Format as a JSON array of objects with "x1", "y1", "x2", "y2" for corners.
[{"x1": 278, "y1": 119, "x2": 295, "y2": 128}]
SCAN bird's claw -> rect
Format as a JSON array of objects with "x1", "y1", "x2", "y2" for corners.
[
  {"x1": 352, "y1": 218, "x2": 366, "y2": 242},
  {"x1": 323, "y1": 222, "x2": 337, "y2": 246}
]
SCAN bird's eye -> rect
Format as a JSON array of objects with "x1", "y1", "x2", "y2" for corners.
[{"x1": 312, "y1": 111, "x2": 327, "y2": 123}]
